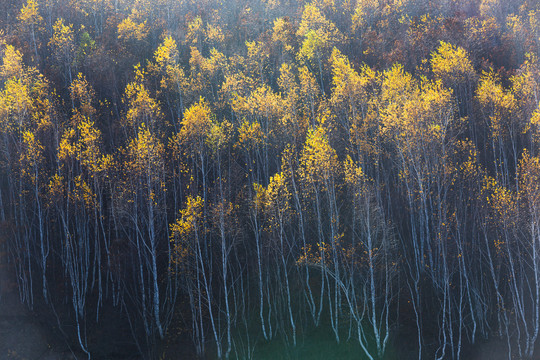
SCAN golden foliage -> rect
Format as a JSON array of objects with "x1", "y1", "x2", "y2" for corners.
[
  {"x1": 126, "y1": 124, "x2": 165, "y2": 177},
  {"x1": 49, "y1": 18, "x2": 75, "y2": 63},
  {"x1": 17, "y1": 0, "x2": 42, "y2": 26},
  {"x1": 123, "y1": 66, "x2": 162, "y2": 129},
  {"x1": 297, "y1": 3, "x2": 343, "y2": 62},
  {"x1": 0, "y1": 45, "x2": 24, "y2": 80},
  {"x1": 70, "y1": 73, "x2": 96, "y2": 120},
  {"x1": 176, "y1": 98, "x2": 213, "y2": 156},
  {"x1": 170, "y1": 195, "x2": 204, "y2": 266},
  {"x1": 272, "y1": 17, "x2": 295, "y2": 53},
  {"x1": 476, "y1": 70, "x2": 516, "y2": 138},
  {"x1": 431, "y1": 41, "x2": 475, "y2": 86},
  {"x1": 299, "y1": 126, "x2": 340, "y2": 191},
  {"x1": 237, "y1": 120, "x2": 264, "y2": 150},
  {"x1": 117, "y1": 17, "x2": 148, "y2": 42},
  {"x1": 19, "y1": 130, "x2": 43, "y2": 183}
]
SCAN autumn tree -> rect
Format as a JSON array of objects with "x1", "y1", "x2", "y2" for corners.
[{"x1": 17, "y1": 0, "x2": 43, "y2": 63}]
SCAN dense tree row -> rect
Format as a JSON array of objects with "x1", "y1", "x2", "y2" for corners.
[{"x1": 1, "y1": 0, "x2": 540, "y2": 358}]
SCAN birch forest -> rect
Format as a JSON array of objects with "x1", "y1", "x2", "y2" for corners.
[{"x1": 1, "y1": 0, "x2": 540, "y2": 358}]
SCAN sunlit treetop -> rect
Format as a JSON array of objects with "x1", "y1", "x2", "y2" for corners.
[
  {"x1": 380, "y1": 63, "x2": 417, "y2": 109},
  {"x1": 154, "y1": 36, "x2": 179, "y2": 68},
  {"x1": 177, "y1": 97, "x2": 214, "y2": 156},
  {"x1": 17, "y1": 0, "x2": 43, "y2": 26},
  {"x1": 430, "y1": 41, "x2": 475, "y2": 86},
  {"x1": 2, "y1": 77, "x2": 31, "y2": 130},
  {"x1": 49, "y1": 18, "x2": 75, "y2": 67},
  {"x1": 330, "y1": 48, "x2": 377, "y2": 111},
  {"x1": 118, "y1": 16, "x2": 148, "y2": 42},
  {"x1": 0, "y1": 45, "x2": 25, "y2": 80},
  {"x1": 299, "y1": 125, "x2": 340, "y2": 190},
  {"x1": 476, "y1": 70, "x2": 517, "y2": 138},
  {"x1": 297, "y1": 3, "x2": 343, "y2": 62}
]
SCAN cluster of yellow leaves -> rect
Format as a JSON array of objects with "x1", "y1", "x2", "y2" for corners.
[
  {"x1": 58, "y1": 119, "x2": 111, "y2": 175},
  {"x1": 511, "y1": 54, "x2": 540, "y2": 110},
  {"x1": 17, "y1": 0, "x2": 42, "y2": 25},
  {"x1": 207, "y1": 23, "x2": 225, "y2": 45},
  {"x1": 49, "y1": 19, "x2": 75, "y2": 64},
  {"x1": 476, "y1": 71, "x2": 517, "y2": 139},
  {"x1": 188, "y1": 47, "x2": 226, "y2": 99},
  {"x1": 149, "y1": 37, "x2": 188, "y2": 96},
  {"x1": 237, "y1": 120, "x2": 264, "y2": 151},
  {"x1": 296, "y1": 241, "x2": 334, "y2": 267},
  {"x1": 117, "y1": 17, "x2": 148, "y2": 42},
  {"x1": 170, "y1": 195, "x2": 204, "y2": 266},
  {"x1": 278, "y1": 63, "x2": 299, "y2": 101},
  {"x1": 221, "y1": 72, "x2": 255, "y2": 107},
  {"x1": 234, "y1": 85, "x2": 283, "y2": 125},
  {"x1": 126, "y1": 124, "x2": 165, "y2": 177},
  {"x1": 431, "y1": 41, "x2": 475, "y2": 86},
  {"x1": 518, "y1": 150, "x2": 540, "y2": 211},
  {"x1": 1, "y1": 77, "x2": 31, "y2": 130},
  {"x1": 0, "y1": 65, "x2": 52, "y2": 133},
  {"x1": 185, "y1": 16, "x2": 204, "y2": 46},
  {"x1": 277, "y1": 64, "x2": 306, "y2": 139},
  {"x1": 465, "y1": 17, "x2": 500, "y2": 53},
  {"x1": 46, "y1": 173, "x2": 64, "y2": 206},
  {"x1": 344, "y1": 155, "x2": 365, "y2": 190},
  {"x1": 153, "y1": 36, "x2": 178, "y2": 68},
  {"x1": 266, "y1": 171, "x2": 291, "y2": 217},
  {"x1": 272, "y1": 17, "x2": 295, "y2": 53},
  {"x1": 70, "y1": 73, "x2": 96, "y2": 120},
  {"x1": 330, "y1": 48, "x2": 379, "y2": 155},
  {"x1": 297, "y1": 4, "x2": 343, "y2": 62},
  {"x1": 123, "y1": 66, "x2": 162, "y2": 129},
  {"x1": 531, "y1": 108, "x2": 540, "y2": 144},
  {"x1": 484, "y1": 175, "x2": 517, "y2": 226},
  {"x1": 0, "y1": 45, "x2": 24, "y2": 80},
  {"x1": 299, "y1": 66, "x2": 320, "y2": 117},
  {"x1": 455, "y1": 140, "x2": 481, "y2": 188},
  {"x1": 330, "y1": 48, "x2": 375, "y2": 111},
  {"x1": 20, "y1": 130, "x2": 44, "y2": 183},
  {"x1": 380, "y1": 63, "x2": 417, "y2": 119},
  {"x1": 245, "y1": 40, "x2": 270, "y2": 80},
  {"x1": 185, "y1": 15, "x2": 225, "y2": 48},
  {"x1": 252, "y1": 182, "x2": 266, "y2": 212},
  {"x1": 511, "y1": 55, "x2": 540, "y2": 142},
  {"x1": 176, "y1": 98, "x2": 213, "y2": 156},
  {"x1": 206, "y1": 119, "x2": 232, "y2": 154},
  {"x1": 381, "y1": 64, "x2": 454, "y2": 147},
  {"x1": 70, "y1": 175, "x2": 96, "y2": 210},
  {"x1": 299, "y1": 126, "x2": 339, "y2": 191}
]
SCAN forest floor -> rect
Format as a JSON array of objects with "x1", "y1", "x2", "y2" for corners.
[
  {"x1": 0, "y1": 244, "x2": 517, "y2": 360},
  {"x1": 0, "y1": 248, "x2": 80, "y2": 360}
]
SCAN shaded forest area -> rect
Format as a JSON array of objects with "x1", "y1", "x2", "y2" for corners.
[{"x1": 1, "y1": 0, "x2": 540, "y2": 358}]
